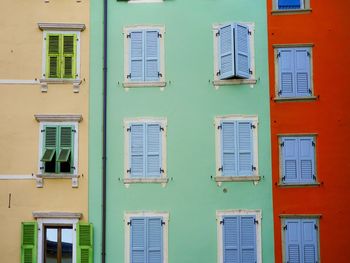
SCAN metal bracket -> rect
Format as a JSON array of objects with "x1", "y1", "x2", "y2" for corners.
[
  {"x1": 220, "y1": 220, "x2": 224, "y2": 225},
  {"x1": 312, "y1": 141, "x2": 315, "y2": 147},
  {"x1": 126, "y1": 73, "x2": 131, "y2": 79},
  {"x1": 278, "y1": 90, "x2": 282, "y2": 96},
  {"x1": 313, "y1": 174, "x2": 317, "y2": 181},
  {"x1": 277, "y1": 52, "x2": 281, "y2": 58},
  {"x1": 41, "y1": 129, "x2": 45, "y2": 133},
  {"x1": 249, "y1": 69, "x2": 253, "y2": 75},
  {"x1": 127, "y1": 127, "x2": 131, "y2": 132},
  {"x1": 283, "y1": 224, "x2": 287, "y2": 230},
  {"x1": 282, "y1": 176, "x2": 286, "y2": 181},
  {"x1": 127, "y1": 221, "x2": 132, "y2": 226},
  {"x1": 72, "y1": 129, "x2": 77, "y2": 133},
  {"x1": 280, "y1": 141, "x2": 285, "y2": 147},
  {"x1": 308, "y1": 89, "x2": 312, "y2": 94},
  {"x1": 160, "y1": 168, "x2": 164, "y2": 174},
  {"x1": 218, "y1": 166, "x2": 223, "y2": 172},
  {"x1": 248, "y1": 30, "x2": 252, "y2": 35},
  {"x1": 158, "y1": 32, "x2": 162, "y2": 38},
  {"x1": 254, "y1": 219, "x2": 259, "y2": 224},
  {"x1": 215, "y1": 31, "x2": 220, "y2": 37},
  {"x1": 127, "y1": 169, "x2": 131, "y2": 174},
  {"x1": 217, "y1": 125, "x2": 222, "y2": 130},
  {"x1": 216, "y1": 70, "x2": 221, "y2": 76},
  {"x1": 252, "y1": 165, "x2": 256, "y2": 171},
  {"x1": 251, "y1": 124, "x2": 256, "y2": 129},
  {"x1": 126, "y1": 33, "x2": 131, "y2": 38},
  {"x1": 158, "y1": 72, "x2": 163, "y2": 78},
  {"x1": 314, "y1": 224, "x2": 318, "y2": 230},
  {"x1": 161, "y1": 220, "x2": 165, "y2": 226},
  {"x1": 160, "y1": 126, "x2": 164, "y2": 131},
  {"x1": 307, "y1": 51, "x2": 311, "y2": 57},
  {"x1": 71, "y1": 166, "x2": 76, "y2": 170}
]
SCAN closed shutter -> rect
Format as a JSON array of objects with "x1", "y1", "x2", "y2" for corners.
[
  {"x1": 221, "y1": 121, "x2": 237, "y2": 176},
  {"x1": 278, "y1": 48, "x2": 295, "y2": 97},
  {"x1": 223, "y1": 216, "x2": 239, "y2": 263},
  {"x1": 234, "y1": 23, "x2": 250, "y2": 79},
  {"x1": 146, "y1": 123, "x2": 161, "y2": 177},
  {"x1": 131, "y1": 218, "x2": 146, "y2": 263},
  {"x1": 295, "y1": 48, "x2": 311, "y2": 97},
  {"x1": 301, "y1": 219, "x2": 318, "y2": 263},
  {"x1": 129, "y1": 31, "x2": 144, "y2": 81},
  {"x1": 240, "y1": 216, "x2": 256, "y2": 263},
  {"x1": 21, "y1": 222, "x2": 37, "y2": 263},
  {"x1": 147, "y1": 218, "x2": 163, "y2": 263},
  {"x1": 285, "y1": 219, "x2": 302, "y2": 263},
  {"x1": 77, "y1": 223, "x2": 93, "y2": 263},
  {"x1": 282, "y1": 137, "x2": 299, "y2": 183},
  {"x1": 63, "y1": 34, "x2": 77, "y2": 79},
  {"x1": 145, "y1": 30, "x2": 160, "y2": 82},
  {"x1": 47, "y1": 34, "x2": 61, "y2": 78},
  {"x1": 278, "y1": 0, "x2": 301, "y2": 10},
  {"x1": 130, "y1": 124, "x2": 145, "y2": 177},
  {"x1": 218, "y1": 24, "x2": 235, "y2": 80},
  {"x1": 299, "y1": 137, "x2": 315, "y2": 183},
  {"x1": 237, "y1": 121, "x2": 253, "y2": 176},
  {"x1": 58, "y1": 126, "x2": 74, "y2": 173}
]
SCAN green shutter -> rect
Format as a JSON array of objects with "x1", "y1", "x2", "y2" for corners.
[
  {"x1": 62, "y1": 34, "x2": 77, "y2": 79},
  {"x1": 46, "y1": 34, "x2": 61, "y2": 78},
  {"x1": 77, "y1": 223, "x2": 93, "y2": 263},
  {"x1": 21, "y1": 222, "x2": 37, "y2": 263},
  {"x1": 41, "y1": 126, "x2": 58, "y2": 171},
  {"x1": 58, "y1": 126, "x2": 74, "y2": 173}
]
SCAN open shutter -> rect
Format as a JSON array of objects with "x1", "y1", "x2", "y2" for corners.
[
  {"x1": 295, "y1": 48, "x2": 311, "y2": 97},
  {"x1": 147, "y1": 218, "x2": 163, "y2": 263},
  {"x1": 21, "y1": 222, "x2": 37, "y2": 263},
  {"x1": 46, "y1": 34, "x2": 61, "y2": 78},
  {"x1": 62, "y1": 34, "x2": 77, "y2": 79},
  {"x1": 41, "y1": 126, "x2": 58, "y2": 162},
  {"x1": 58, "y1": 126, "x2": 74, "y2": 173},
  {"x1": 234, "y1": 23, "x2": 250, "y2": 79},
  {"x1": 218, "y1": 24, "x2": 235, "y2": 80},
  {"x1": 282, "y1": 137, "x2": 299, "y2": 183},
  {"x1": 223, "y1": 216, "x2": 239, "y2": 263},
  {"x1": 221, "y1": 121, "x2": 237, "y2": 176},
  {"x1": 299, "y1": 137, "x2": 315, "y2": 183},
  {"x1": 240, "y1": 216, "x2": 256, "y2": 263},
  {"x1": 278, "y1": 48, "x2": 295, "y2": 97},
  {"x1": 77, "y1": 223, "x2": 93, "y2": 263},
  {"x1": 237, "y1": 121, "x2": 253, "y2": 176},
  {"x1": 146, "y1": 123, "x2": 161, "y2": 177},
  {"x1": 129, "y1": 31, "x2": 144, "y2": 81},
  {"x1": 301, "y1": 219, "x2": 318, "y2": 263},
  {"x1": 285, "y1": 219, "x2": 302, "y2": 263},
  {"x1": 130, "y1": 124, "x2": 145, "y2": 177},
  {"x1": 131, "y1": 218, "x2": 146, "y2": 263},
  {"x1": 278, "y1": 0, "x2": 301, "y2": 10},
  {"x1": 145, "y1": 30, "x2": 160, "y2": 81}
]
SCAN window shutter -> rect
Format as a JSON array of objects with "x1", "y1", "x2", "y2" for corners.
[
  {"x1": 285, "y1": 219, "x2": 302, "y2": 263},
  {"x1": 221, "y1": 121, "x2": 237, "y2": 176},
  {"x1": 46, "y1": 34, "x2": 61, "y2": 78},
  {"x1": 282, "y1": 137, "x2": 299, "y2": 183},
  {"x1": 63, "y1": 34, "x2": 77, "y2": 79},
  {"x1": 239, "y1": 216, "x2": 257, "y2": 263},
  {"x1": 147, "y1": 217, "x2": 163, "y2": 263},
  {"x1": 234, "y1": 23, "x2": 250, "y2": 79},
  {"x1": 301, "y1": 219, "x2": 318, "y2": 263},
  {"x1": 278, "y1": 0, "x2": 301, "y2": 10},
  {"x1": 131, "y1": 218, "x2": 146, "y2": 263},
  {"x1": 41, "y1": 126, "x2": 57, "y2": 162},
  {"x1": 57, "y1": 126, "x2": 74, "y2": 173},
  {"x1": 295, "y1": 48, "x2": 311, "y2": 97},
  {"x1": 130, "y1": 124, "x2": 145, "y2": 177},
  {"x1": 218, "y1": 24, "x2": 235, "y2": 80},
  {"x1": 223, "y1": 216, "x2": 239, "y2": 263},
  {"x1": 129, "y1": 31, "x2": 144, "y2": 81},
  {"x1": 145, "y1": 30, "x2": 160, "y2": 81},
  {"x1": 77, "y1": 223, "x2": 93, "y2": 263},
  {"x1": 146, "y1": 123, "x2": 161, "y2": 177},
  {"x1": 21, "y1": 222, "x2": 37, "y2": 263},
  {"x1": 278, "y1": 48, "x2": 295, "y2": 97},
  {"x1": 299, "y1": 137, "x2": 315, "y2": 183},
  {"x1": 237, "y1": 121, "x2": 253, "y2": 176}
]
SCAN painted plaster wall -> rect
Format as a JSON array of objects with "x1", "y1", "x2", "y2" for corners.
[
  {"x1": 0, "y1": 0, "x2": 89, "y2": 262},
  {"x1": 90, "y1": 0, "x2": 274, "y2": 262},
  {"x1": 267, "y1": 0, "x2": 350, "y2": 262}
]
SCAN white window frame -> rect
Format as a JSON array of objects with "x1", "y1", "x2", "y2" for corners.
[
  {"x1": 124, "y1": 117, "x2": 167, "y2": 185},
  {"x1": 216, "y1": 209, "x2": 262, "y2": 263},
  {"x1": 214, "y1": 115, "x2": 259, "y2": 183},
  {"x1": 123, "y1": 25, "x2": 166, "y2": 88},
  {"x1": 212, "y1": 23, "x2": 256, "y2": 87},
  {"x1": 124, "y1": 211, "x2": 169, "y2": 263},
  {"x1": 273, "y1": 0, "x2": 311, "y2": 11}
]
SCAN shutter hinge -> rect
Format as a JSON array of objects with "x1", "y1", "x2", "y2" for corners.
[
  {"x1": 217, "y1": 125, "x2": 222, "y2": 130},
  {"x1": 127, "y1": 169, "x2": 131, "y2": 174},
  {"x1": 249, "y1": 69, "x2": 253, "y2": 75},
  {"x1": 312, "y1": 141, "x2": 315, "y2": 147},
  {"x1": 161, "y1": 220, "x2": 165, "y2": 226},
  {"x1": 278, "y1": 90, "x2": 282, "y2": 96},
  {"x1": 127, "y1": 221, "x2": 132, "y2": 226},
  {"x1": 216, "y1": 70, "x2": 221, "y2": 76},
  {"x1": 220, "y1": 219, "x2": 224, "y2": 225},
  {"x1": 282, "y1": 176, "x2": 286, "y2": 181},
  {"x1": 283, "y1": 224, "x2": 287, "y2": 230},
  {"x1": 160, "y1": 168, "x2": 164, "y2": 174},
  {"x1": 72, "y1": 129, "x2": 76, "y2": 133},
  {"x1": 71, "y1": 166, "x2": 76, "y2": 170},
  {"x1": 313, "y1": 174, "x2": 316, "y2": 181},
  {"x1": 158, "y1": 72, "x2": 163, "y2": 78},
  {"x1": 308, "y1": 89, "x2": 312, "y2": 94},
  {"x1": 251, "y1": 123, "x2": 256, "y2": 129},
  {"x1": 280, "y1": 141, "x2": 284, "y2": 147},
  {"x1": 127, "y1": 127, "x2": 131, "y2": 132},
  {"x1": 44, "y1": 37, "x2": 46, "y2": 40},
  {"x1": 314, "y1": 224, "x2": 318, "y2": 230},
  {"x1": 40, "y1": 166, "x2": 44, "y2": 170},
  {"x1": 126, "y1": 73, "x2": 131, "y2": 79},
  {"x1": 277, "y1": 52, "x2": 281, "y2": 58},
  {"x1": 77, "y1": 38, "x2": 79, "y2": 42},
  {"x1": 252, "y1": 165, "x2": 256, "y2": 171},
  {"x1": 218, "y1": 166, "x2": 223, "y2": 172},
  {"x1": 215, "y1": 31, "x2": 220, "y2": 37},
  {"x1": 307, "y1": 51, "x2": 311, "y2": 57},
  {"x1": 160, "y1": 126, "x2": 164, "y2": 131},
  {"x1": 126, "y1": 33, "x2": 131, "y2": 38},
  {"x1": 254, "y1": 219, "x2": 259, "y2": 224},
  {"x1": 41, "y1": 129, "x2": 45, "y2": 133},
  {"x1": 158, "y1": 32, "x2": 162, "y2": 38},
  {"x1": 248, "y1": 30, "x2": 252, "y2": 35}
]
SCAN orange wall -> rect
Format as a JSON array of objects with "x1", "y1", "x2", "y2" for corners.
[{"x1": 267, "y1": 0, "x2": 350, "y2": 262}]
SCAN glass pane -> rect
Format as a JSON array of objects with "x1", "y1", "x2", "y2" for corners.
[
  {"x1": 61, "y1": 228, "x2": 73, "y2": 263},
  {"x1": 45, "y1": 228, "x2": 58, "y2": 263}
]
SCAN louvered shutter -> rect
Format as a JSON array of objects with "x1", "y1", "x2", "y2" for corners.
[
  {"x1": 145, "y1": 30, "x2": 160, "y2": 81},
  {"x1": 301, "y1": 219, "x2": 318, "y2": 263},
  {"x1": 21, "y1": 222, "x2": 37, "y2": 263},
  {"x1": 240, "y1": 216, "x2": 256, "y2": 263},
  {"x1": 146, "y1": 123, "x2": 161, "y2": 177},
  {"x1": 295, "y1": 48, "x2": 311, "y2": 97},
  {"x1": 41, "y1": 125, "x2": 58, "y2": 162},
  {"x1": 77, "y1": 223, "x2": 93, "y2": 263},
  {"x1": 47, "y1": 34, "x2": 61, "y2": 78},
  {"x1": 223, "y1": 216, "x2": 239, "y2": 263},
  {"x1": 218, "y1": 24, "x2": 235, "y2": 80},
  {"x1": 278, "y1": 0, "x2": 301, "y2": 10},
  {"x1": 147, "y1": 217, "x2": 163, "y2": 263},
  {"x1": 285, "y1": 219, "x2": 302, "y2": 263},
  {"x1": 282, "y1": 137, "x2": 299, "y2": 183},
  {"x1": 131, "y1": 218, "x2": 146, "y2": 263},
  {"x1": 63, "y1": 34, "x2": 77, "y2": 79},
  {"x1": 234, "y1": 23, "x2": 250, "y2": 79},
  {"x1": 299, "y1": 137, "x2": 315, "y2": 183},
  {"x1": 58, "y1": 126, "x2": 74, "y2": 173},
  {"x1": 130, "y1": 124, "x2": 145, "y2": 177},
  {"x1": 129, "y1": 31, "x2": 144, "y2": 81},
  {"x1": 221, "y1": 121, "x2": 237, "y2": 176},
  {"x1": 237, "y1": 121, "x2": 253, "y2": 176},
  {"x1": 278, "y1": 48, "x2": 295, "y2": 97}
]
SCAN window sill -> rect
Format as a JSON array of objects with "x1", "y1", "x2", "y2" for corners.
[
  {"x1": 271, "y1": 9, "x2": 312, "y2": 15},
  {"x1": 39, "y1": 78, "x2": 81, "y2": 93},
  {"x1": 123, "y1": 178, "x2": 168, "y2": 186},
  {"x1": 123, "y1": 81, "x2": 167, "y2": 88},
  {"x1": 277, "y1": 182, "x2": 320, "y2": 187},
  {"x1": 215, "y1": 176, "x2": 261, "y2": 182},
  {"x1": 35, "y1": 174, "x2": 79, "y2": 188},
  {"x1": 274, "y1": 96, "x2": 317, "y2": 102},
  {"x1": 212, "y1": 79, "x2": 257, "y2": 87}
]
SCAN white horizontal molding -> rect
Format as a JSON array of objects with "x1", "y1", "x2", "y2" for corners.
[
  {"x1": 0, "y1": 79, "x2": 39, "y2": 85},
  {"x1": 215, "y1": 176, "x2": 261, "y2": 182},
  {"x1": 36, "y1": 174, "x2": 79, "y2": 179},
  {"x1": 34, "y1": 114, "x2": 83, "y2": 122},
  {"x1": 273, "y1": 43, "x2": 314, "y2": 48},
  {"x1": 33, "y1": 211, "x2": 82, "y2": 219},
  {"x1": 38, "y1": 23, "x2": 86, "y2": 31},
  {"x1": 213, "y1": 79, "x2": 257, "y2": 86},
  {"x1": 123, "y1": 178, "x2": 168, "y2": 184},
  {"x1": 123, "y1": 81, "x2": 166, "y2": 88},
  {"x1": 0, "y1": 174, "x2": 35, "y2": 180}
]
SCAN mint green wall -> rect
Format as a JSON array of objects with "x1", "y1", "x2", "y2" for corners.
[{"x1": 90, "y1": 0, "x2": 274, "y2": 262}]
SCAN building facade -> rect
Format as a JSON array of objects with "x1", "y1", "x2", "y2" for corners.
[
  {"x1": 267, "y1": 0, "x2": 350, "y2": 262},
  {"x1": 0, "y1": 0, "x2": 91, "y2": 262}
]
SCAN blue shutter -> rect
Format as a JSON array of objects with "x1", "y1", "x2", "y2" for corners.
[
  {"x1": 131, "y1": 218, "x2": 146, "y2": 263},
  {"x1": 285, "y1": 219, "x2": 302, "y2": 263},
  {"x1": 129, "y1": 31, "x2": 144, "y2": 81},
  {"x1": 146, "y1": 123, "x2": 161, "y2": 177},
  {"x1": 299, "y1": 137, "x2": 315, "y2": 183},
  {"x1": 223, "y1": 216, "x2": 239, "y2": 263},
  {"x1": 219, "y1": 24, "x2": 235, "y2": 80},
  {"x1": 237, "y1": 121, "x2": 253, "y2": 176},
  {"x1": 239, "y1": 216, "x2": 256, "y2": 263},
  {"x1": 221, "y1": 121, "x2": 237, "y2": 176},
  {"x1": 234, "y1": 23, "x2": 250, "y2": 79},
  {"x1": 295, "y1": 48, "x2": 311, "y2": 97},
  {"x1": 145, "y1": 30, "x2": 160, "y2": 82},
  {"x1": 301, "y1": 219, "x2": 318, "y2": 263},
  {"x1": 282, "y1": 137, "x2": 298, "y2": 183},
  {"x1": 147, "y1": 218, "x2": 163, "y2": 263},
  {"x1": 278, "y1": 48, "x2": 295, "y2": 97},
  {"x1": 278, "y1": 0, "x2": 301, "y2": 10},
  {"x1": 130, "y1": 124, "x2": 145, "y2": 177}
]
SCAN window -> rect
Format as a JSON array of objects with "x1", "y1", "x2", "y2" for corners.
[
  {"x1": 215, "y1": 115, "x2": 259, "y2": 181},
  {"x1": 275, "y1": 0, "x2": 311, "y2": 10},
  {"x1": 125, "y1": 212, "x2": 169, "y2": 263},
  {"x1": 276, "y1": 47, "x2": 313, "y2": 98},
  {"x1": 124, "y1": 26, "x2": 165, "y2": 87},
  {"x1": 217, "y1": 210, "x2": 262, "y2": 263},
  {"x1": 282, "y1": 217, "x2": 319, "y2": 263},
  {"x1": 279, "y1": 136, "x2": 317, "y2": 185},
  {"x1": 124, "y1": 118, "x2": 167, "y2": 183}
]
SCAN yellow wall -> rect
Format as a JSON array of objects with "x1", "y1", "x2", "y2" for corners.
[{"x1": 0, "y1": 0, "x2": 89, "y2": 262}]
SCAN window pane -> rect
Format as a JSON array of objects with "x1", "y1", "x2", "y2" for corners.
[
  {"x1": 45, "y1": 228, "x2": 58, "y2": 263},
  {"x1": 62, "y1": 228, "x2": 73, "y2": 263}
]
